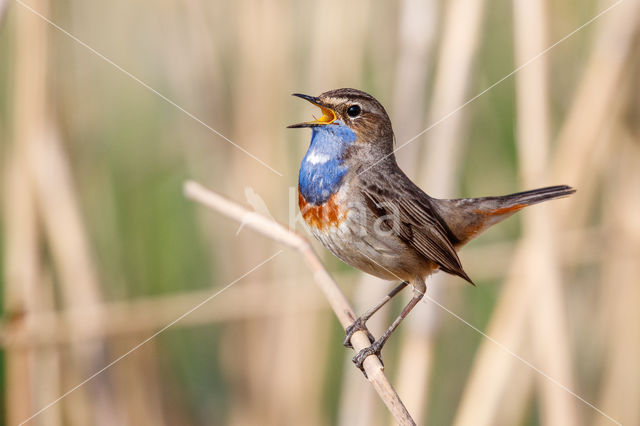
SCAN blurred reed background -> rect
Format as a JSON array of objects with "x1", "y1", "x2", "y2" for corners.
[{"x1": 1, "y1": 0, "x2": 639, "y2": 424}]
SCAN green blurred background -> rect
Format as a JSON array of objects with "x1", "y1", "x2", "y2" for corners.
[{"x1": 1, "y1": 0, "x2": 639, "y2": 425}]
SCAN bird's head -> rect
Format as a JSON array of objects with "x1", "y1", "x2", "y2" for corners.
[{"x1": 288, "y1": 88, "x2": 395, "y2": 155}]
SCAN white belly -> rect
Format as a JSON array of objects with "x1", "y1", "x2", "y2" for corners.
[{"x1": 301, "y1": 184, "x2": 432, "y2": 282}]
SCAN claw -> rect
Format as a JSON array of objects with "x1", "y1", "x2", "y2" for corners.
[
  {"x1": 352, "y1": 341, "x2": 384, "y2": 377},
  {"x1": 343, "y1": 317, "x2": 375, "y2": 348}
]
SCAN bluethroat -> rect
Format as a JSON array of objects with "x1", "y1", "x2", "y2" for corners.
[{"x1": 288, "y1": 88, "x2": 575, "y2": 371}]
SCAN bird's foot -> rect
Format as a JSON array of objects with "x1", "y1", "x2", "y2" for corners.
[
  {"x1": 343, "y1": 317, "x2": 375, "y2": 348},
  {"x1": 352, "y1": 340, "x2": 384, "y2": 376}
]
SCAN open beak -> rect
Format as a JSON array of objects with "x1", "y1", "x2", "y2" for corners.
[{"x1": 287, "y1": 93, "x2": 338, "y2": 128}]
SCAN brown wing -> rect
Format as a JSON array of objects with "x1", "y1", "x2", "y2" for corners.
[{"x1": 362, "y1": 180, "x2": 474, "y2": 285}]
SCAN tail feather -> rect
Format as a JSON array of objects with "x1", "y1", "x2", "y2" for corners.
[
  {"x1": 437, "y1": 185, "x2": 576, "y2": 246},
  {"x1": 496, "y1": 185, "x2": 576, "y2": 207}
]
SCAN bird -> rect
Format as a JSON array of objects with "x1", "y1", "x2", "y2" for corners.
[{"x1": 288, "y1": 88, "x2": 575, "y2": 371}]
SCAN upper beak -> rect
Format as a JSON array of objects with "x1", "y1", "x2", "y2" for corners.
[{"x1": 287, "y1": 93, "x2": 338, "y2": 128}]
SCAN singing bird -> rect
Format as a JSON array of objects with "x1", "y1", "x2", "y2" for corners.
[{"x1": 288, "y1": 88, "x2": 575, "y2": 370}]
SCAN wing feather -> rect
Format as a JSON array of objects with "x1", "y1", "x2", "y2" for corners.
[{"x1": 362, "y1": 177, "x2": 473, "y2": 284}]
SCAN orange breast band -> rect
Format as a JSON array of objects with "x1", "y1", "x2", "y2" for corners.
[{"x1": 298, "y1": 190, "x2": 346, "y2": 230}]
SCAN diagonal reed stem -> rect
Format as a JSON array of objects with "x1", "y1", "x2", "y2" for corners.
[{"x1": 183, "y1": 180, "x2": 416, "y2": 426}]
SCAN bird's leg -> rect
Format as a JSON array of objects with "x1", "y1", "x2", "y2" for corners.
[
  {"x1": 343, "y1": 281, "x2": 408, "y2": 348},
  {"x1": 352, "y1": 289, "x2": 425, "y2": 373}
]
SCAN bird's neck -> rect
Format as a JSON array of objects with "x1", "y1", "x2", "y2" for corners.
[{"x1": 299, "y1": 123, "x2": 356, "y2": 205}]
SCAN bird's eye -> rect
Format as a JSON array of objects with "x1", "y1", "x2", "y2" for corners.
[{"x1": 347, "y1": 105, "x2": 361, "y2": 118}]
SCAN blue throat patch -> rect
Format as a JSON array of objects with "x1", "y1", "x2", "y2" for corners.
[{"x1": 299, "y1": 121, "x2": 356, "y2": 205}]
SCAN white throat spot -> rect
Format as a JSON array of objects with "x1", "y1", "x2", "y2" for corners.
[{"x1": 305, "y1": 151, "x2": 331, "y2": 165}]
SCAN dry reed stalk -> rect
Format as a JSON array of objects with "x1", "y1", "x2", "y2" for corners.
[
  {"x1": 452, "y1": 247, "x2": 532, "y2": 426},
  {"x1": 392, "y1": 0, "x2": 438, "y2": 176},
  {"x1": 494, "y1": 357, "x2": 534, "y2": 426},
  {"x1": 25, "y1": 122, "x2": 123, "y2": 426},
  {"x1": 0, "y1": 276, "x2": 329, "y2": 347},
  {"x1": 513, "y1": 0, "x2": 579, "y2": 424},
  {"x1": 306, "y1": 4, "x2": 384, "y2": 424},
  {"x1": 160, "y1": 0, "x2": 229, "y2": 203},
  {"x1": 453, "y1": 111, "x2": 620, "y2": 425},
  {"x1": 456, "y1": 1, "x2": 637, "y2": 424},
  {"x1": 456, "y1": 137, "x2": 614, "y2": 423},
  {"x1": 418, "y1": 0, "x2": 487, "y2": 196},
  {"x1": 307, "y1": 0, "x2": 371, "y2": 93},
  {"x1": 227, "y1": 3, "x2": 295, "y2": 423},
  {"x1": 15, "y1": 3, "x2": 121, "y2": 414},
  {"x1": 338, "y1": 275, "x2": 392, "y2": 426},
  {"x1": 184, "y1": 180, "x2": 417, "y2": 426},
  {"x1": 273, "y1": 282, "x2": 331, "y2": 426},
  {"x1": 65, "y1": 3, "x2": 177, "y2": 422},
  {"x1": 392, "y1": 0, "x2": 487, "y2": 422},
  {"x1": 25, "y1": 129, "x2": 104, "y2": 319},
  {"x1": 110, "y1": 338, "x2": 166, "y2": 426},
  {"x1": 596, "y1": 133, "x2": 640, "y2": 426},
  {"x1": 160, "y1": 0, "x2": 225, "y2": 120},
  {"x1": 3, "y1": 3, "x2": 57, "y2": 424},
  {"x1": 554, "y1": 0, "x2": 640, "y2": 219},
  {"x1": 231, "y1": 0, "x2": 290, "y2": 186},
  {"x1": 3, "y1": 155, "x2": 40, "y2": 425},
  {"x1": 391, "y1": 307, "x2": 437, "y2": 426},
  {"x1": 386, "y1": 5, "x2": 439, "y2": 419},
  {"x1": 338, "y1": 2, "x2": 436, "y2": 423},
  {"x1": 462, "y1": 227, "x2": 603, "y2": 280},
  {"x1": 170, "y1": 0, "x2": 232, "y2": 278},
  {"x1": 151, "y1": 3, "x2": 276, "y2": 421},
  {"x1": 168, "y1": 2, "x2": 318, "y2": 424}
]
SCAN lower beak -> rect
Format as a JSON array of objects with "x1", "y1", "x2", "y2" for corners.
[{"x1": 287, "y1": 93, "x2": 337, "y2": 128}]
